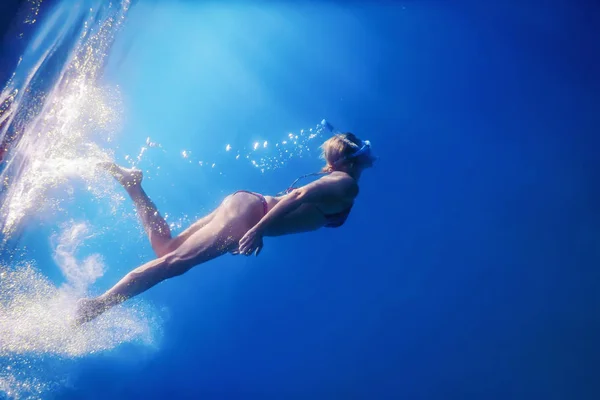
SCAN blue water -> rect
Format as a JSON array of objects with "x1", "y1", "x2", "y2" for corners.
[{"x1": 1, "y1": 0, "x2": 600, "y2": 399}]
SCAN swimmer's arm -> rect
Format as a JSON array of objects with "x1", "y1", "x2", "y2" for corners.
[{"x1": 252, "y1": 174, "x2": 357, "y2": 233}]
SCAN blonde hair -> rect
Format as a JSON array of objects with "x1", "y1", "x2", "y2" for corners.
[{"x1": 320, "y1": 132, "x2": 363, "y2": 172}]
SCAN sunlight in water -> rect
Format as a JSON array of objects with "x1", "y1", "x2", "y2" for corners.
[
  {"x1": 0, "y1": 0, "x2": 129, "y2": 239},
  {"x1": 0, "y1": 1, "x2": 162, "y2": 399}
]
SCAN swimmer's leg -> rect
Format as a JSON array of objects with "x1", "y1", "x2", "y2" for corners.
[
  {"x1": 162, "y1": 208, "x2": 220, "y2": 253},
  {"x1": 100, "y1": 162, "x2": 172, "y2": 255},
  {"x1": 101, "y1": 162, "x2": 218, "y2": 257},
  {"x1": 75, "y1": 192, "x2": 263, "y2": 324}
]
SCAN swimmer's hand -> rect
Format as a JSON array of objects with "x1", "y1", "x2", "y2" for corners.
[{"x1": 238, "y1": 227, "x2": 264, "y2": 256}]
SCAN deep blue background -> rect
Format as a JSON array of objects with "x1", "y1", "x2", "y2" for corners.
[{"x1": 2, "y1": 0, "x2": 600, "y2": 399}]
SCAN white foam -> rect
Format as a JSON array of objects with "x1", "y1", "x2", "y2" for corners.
[
  {"x1": 0, "y1": 221, "x2": 161, "y2": 399},
  {"x1": 0, "y1": 0, "x2": 130, "y2": 238},
  {"x1": 0, "y1": 1, "x2": 152, "y2": 397}
]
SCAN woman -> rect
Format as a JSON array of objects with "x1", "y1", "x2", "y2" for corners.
[{"x1": 76, "y1": 132, "x2": 375, "y2": 323}]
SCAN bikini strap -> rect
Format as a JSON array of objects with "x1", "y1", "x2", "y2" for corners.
[{"x1": 278, "y1": 171, "x2": 330, "y2": 196}]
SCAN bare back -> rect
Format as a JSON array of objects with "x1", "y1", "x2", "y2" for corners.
[{"x1": 263, "y1": 171, "x2": 358, "y2": 236}]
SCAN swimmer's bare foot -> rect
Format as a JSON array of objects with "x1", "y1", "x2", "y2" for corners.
[
  {"x1": 98, "y1": 162, "x2": 142, "y2": 189},
  {"x1": 75, "y1": 298, "x2": 108, "y2": 325}
]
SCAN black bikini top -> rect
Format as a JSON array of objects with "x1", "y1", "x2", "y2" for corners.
[
  {"x1": 280, "y1": 172, "x2": 354, "y2": 228},
  {"x1": 322, "y1": 206, "x2": 353, "y2": 228}
]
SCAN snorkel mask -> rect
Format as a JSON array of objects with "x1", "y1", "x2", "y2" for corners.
[
  {"x1": 331, "y1": 138, "x2": 376, "y2": 168},
  {"x1": 322, "y1": 118, "x2": 376, "y2": 168},
  {"x1": 347, "y1": 139, "x2": 376, "y2": 167}
]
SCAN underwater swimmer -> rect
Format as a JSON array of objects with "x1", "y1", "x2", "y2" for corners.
[{"x1": 76, "y1": 133, "x2": 375, "y2": 324}]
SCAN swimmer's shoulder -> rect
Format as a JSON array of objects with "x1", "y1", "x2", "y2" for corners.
[{"x1": 323, "y1": 171, "x2": 359, "y2": 199}]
